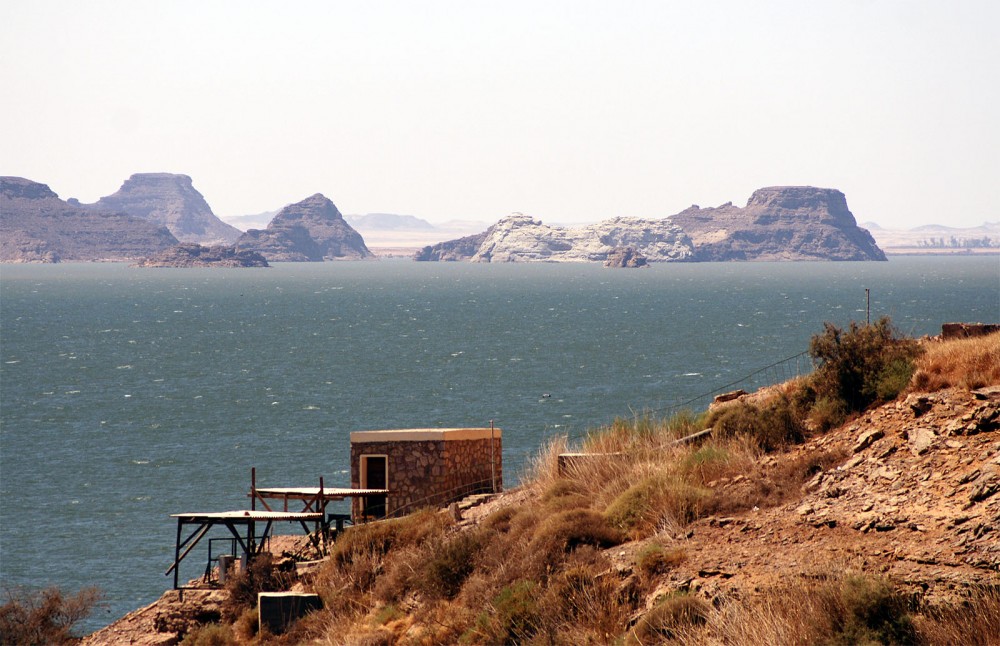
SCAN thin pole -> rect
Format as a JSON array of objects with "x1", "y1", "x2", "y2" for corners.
[
  {"x1": 490, "y1": 420, "x2": 496, "y2": 493},
  {"x1": 866, "y1": 288, "x2": 871, "y2": 325}
]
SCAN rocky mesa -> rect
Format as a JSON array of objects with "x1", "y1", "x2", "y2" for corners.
[
  {"x1": 1, "y1": 176, "x2": 178, "y2": 263},
  {"x1": 671, "y1": 186, "x2": 886, "y2": 261},
  {"x1": 84, "y1": 173, "x2": 242, "y2": 245},
  {"x1": 235, "y1": 194, "x2": 373, "y2": 261},
  {"x1": 417, "y1": 186, "x2": 885, "y2": 263}
]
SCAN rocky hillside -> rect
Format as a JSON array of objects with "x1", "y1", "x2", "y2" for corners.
[
  {"x1": 0, "y1": 176, "x2": 178, "y2": 263},
  {"x1": 416, "y1": 214, "x2": 693, "y2": 263},
  {"x1": 418, "y1": 186, "x2": 886, "y2": 263},
  {"x1": 81, "y1": 331, "x2": 1000, "y2": 645},
  {"x1": 85, "y1": 173, "x2": 242, "y2": 245},
  {"x1": 670, "y1": 186, "x2": 886, "y2": 261},
  {"x1": 235, "y1": 194, "x2": 373, "y2": 261}
]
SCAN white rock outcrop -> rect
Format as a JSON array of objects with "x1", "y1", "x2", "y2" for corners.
[{"x1": 469, "y1": 214, "x2": 693, "y2": 263}]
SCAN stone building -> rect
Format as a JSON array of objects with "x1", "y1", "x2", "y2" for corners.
[{"x1": 349, "y1": 427, "x2": 502, "y2": 520}]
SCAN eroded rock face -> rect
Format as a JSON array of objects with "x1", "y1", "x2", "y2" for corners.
[
  {"x1": 417, "y1": 187, "x2": 884, "y2": 263},
  {"x1": 604, "y1": 246, "x2": 649, "y2": 268},
  {"x1": 89, "y1": 173, "x2": 242, "y2": 245},
  {"x1": 435, "y1": 214, "x2": 693, "y2": 263},
  {"x1": 1, "y1": 176, "x2": 178, "y2": 263},
  {"x1": 669, "y1": 186, "x2": 886, "y2": 261},
  {"x1": 235, "y1": 194, "x2": 372, "y2": 261}
]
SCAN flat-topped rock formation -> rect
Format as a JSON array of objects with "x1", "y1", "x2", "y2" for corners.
[
  {"x1": 669, "y1": 186, "x2": 886, "y2": 261},
  {"x1": 133, "y1": 243, "x2": 269, "y2": 268},
  {"x1": 1, "y1": 176, "x2": 178, "y2": 263},
  {"x1": 235, "y1": 194, "x2": 373, "y2": 261},
  {"x1": 86, "y1": 173, "x2": 242, "y2": 245},
  {"x1": 417, "y1": 187, "x2": 886, "y2": 263}
]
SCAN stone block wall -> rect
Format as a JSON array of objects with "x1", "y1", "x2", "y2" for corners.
[{"x1": 350, "y1": 428, "x2": 502, "y2": 520}]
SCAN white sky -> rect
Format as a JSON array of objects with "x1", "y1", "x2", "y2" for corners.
[{"x1": 2, "y1": 1, "x2": 997, "y2": 228}]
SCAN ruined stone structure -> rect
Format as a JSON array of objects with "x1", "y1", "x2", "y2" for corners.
[{"x1": 349, "y1": 428, "x2": 502, "y2": 520}]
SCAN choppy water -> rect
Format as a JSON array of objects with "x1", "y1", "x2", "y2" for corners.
[{"x1": 1, "y1": 257, "x2": 997, "y2": 632}]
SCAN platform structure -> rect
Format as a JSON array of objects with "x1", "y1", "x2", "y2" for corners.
[
  {"x1": 249, "y1": 468, "x2": 390, "y2": 544},
  {"x1": 166, "y1": 509, "x2": 322, "y2": 590},
  {"x1": 165, "y1": 469, "x2": 391, "y2": 590}
]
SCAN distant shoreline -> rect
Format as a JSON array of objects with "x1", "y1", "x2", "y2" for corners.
[{"x1": 883, "y1": 247, "x2": 1000, "y2": 256}]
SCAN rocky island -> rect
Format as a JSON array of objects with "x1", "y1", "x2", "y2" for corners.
[
  {"x1": 417, "y1": 186, "x2": 886, "y2": 263},
  {"x1": 235, "y1": 194, "x2": 373, "y2": 261},
  {"x1": 1, "y1": 176, "x2": 178, "y2": 263},
  {"x1": 132, "y1": 243, "x2": 269, "y2": 268}
]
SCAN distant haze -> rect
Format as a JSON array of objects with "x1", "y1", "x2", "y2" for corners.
[{"x1": 2, "y1": 1, "x2": 997, "y2": 229}]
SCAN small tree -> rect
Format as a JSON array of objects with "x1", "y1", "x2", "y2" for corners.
[
  {"x1": 808, "y1": 316, "x2": 920, "y2": 415},
  {"x1": 0, "y1": 586, "x2": 102, "y2": 645}
]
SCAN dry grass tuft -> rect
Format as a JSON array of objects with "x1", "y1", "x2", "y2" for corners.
[{"x1": 911, "y1": 331, "x2": 1000, "y2": 392}]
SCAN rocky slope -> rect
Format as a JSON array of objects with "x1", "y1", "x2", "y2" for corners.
[
  {"x1": 82, "y1": 372, "x2": 1000, "y2": 644},
  {"x1": 416, "y1": 214, "x2": 693, "y2": 263},
  {"x1": 132, "y1": 243, "x2": 269, "y2": 268},
  {"x1": 417, "y1": 187, "x2": 885, "y2": 263},
  {"x1": 85, "y1": 173, "x2": 242, "y2": 245},
  {"x1": 0, "y1": 177, "x2": 178, "y2": 263},
  {"x1": 670, "y1": 186, "x2": 886, "y2": 261},
  {"x1": 235, "y1": 194, "x2": 373, "y2": 261}
]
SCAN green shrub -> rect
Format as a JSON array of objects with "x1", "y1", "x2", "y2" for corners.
[
  {"x1": 605, "y1": 474, "x2": 711, "y2": 535},
  {"x1": 822, "y1": 575, "x2": 917, "y2": 645},
  {"x1": 0, "y1": 586, "x2": 102, "y2": 645},
  {"x1": 809, "y1": 317, "x2": 921, "y2": 415},
  {"x1": 531, "y1": 509, "x2": 625, "y2": 556},
  {"x1": 708, "y1": 396, "x2": 805, "y2": 452},
  {"x1": 491, "y1": 581, "x2": 542, "y2": 643}
]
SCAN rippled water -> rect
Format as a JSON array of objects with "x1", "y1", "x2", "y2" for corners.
[{"x1": 1, "y1": 257, "x2": 996, "y2": 631}]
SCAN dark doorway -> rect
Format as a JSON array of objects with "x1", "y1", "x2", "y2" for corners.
[{"x1": 362, "y1": 456, "x2": 387, "y2": 519}]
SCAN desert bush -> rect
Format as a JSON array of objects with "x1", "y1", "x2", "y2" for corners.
[
  {"x1": 821, "y1": 574, "x2": 917, "y2": 645},
  {"x1": 487, "y1": 580, "x2": 543, "y2": 644},
  {"x1": 605, "y1": 474, "x2": 710, "y2": 537},
  {"x1": 915, "y1": 584, "x2": 1000, "y2": 645},
  {"x1": 416, "y1": 531, "x2": 484, "y2": 600},
  {"x1": 0, "y1": 586, "x2": 103, "y2": 646},
  {"x1": 540, "y1": 562, "x2": 631, "y2": 641},
  {"x1": 330, "y1": 508, "x2": 446, "y2": 568},
  {"x1": 179, "y1": 622, "x2": 238, "y2": 646},
  {"x1": 222, "y1": 553, "x2": 295, "y2": 621},
  {"x1": 530, "y1": 508, "x2": 625, "y2": 560},
  {"x1": 628, "y1": 592, "x2": 710, "y2": 644},
  {"x1": 710, "y1": 573, "x2": 917, "y2": 646},
  {"x1": 809, "y1": 316, "x2": 921, "y2": 414},
  {"x1": 707, "y1": 395, "x2": 805, "y2": 452},
  {"x1": 539, "y1": 477, "x2": 592, "y2": 512},
  {"x1": 636, "y1": 542, "x2": 687, "y2": 581},
  {"x1": 911, "y1": 331, "x2": 1000, "y2": 392}
]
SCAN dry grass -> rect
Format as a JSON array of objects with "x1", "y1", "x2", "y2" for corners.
[
  {"x1": 911, "y1": 331, "x2": 1000, "y2": 392},
  {"x1": 0, "y1": 586, "x2": 103, "y2": 645}
]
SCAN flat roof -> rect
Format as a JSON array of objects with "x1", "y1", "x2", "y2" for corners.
[
  {"x1": 253, "y1": 487, "x2": 389, "y2": 499},
  {"x1": 351, "y1": 427, "x2": 502, "y2": 443},
  {"x1": 170, "y1": 510, "x2": 323, "y2": 521}
]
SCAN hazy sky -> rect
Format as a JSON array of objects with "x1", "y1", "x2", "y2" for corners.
[{"x1": 2, "y1": 1, "x2": 997, "y2": 228}]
